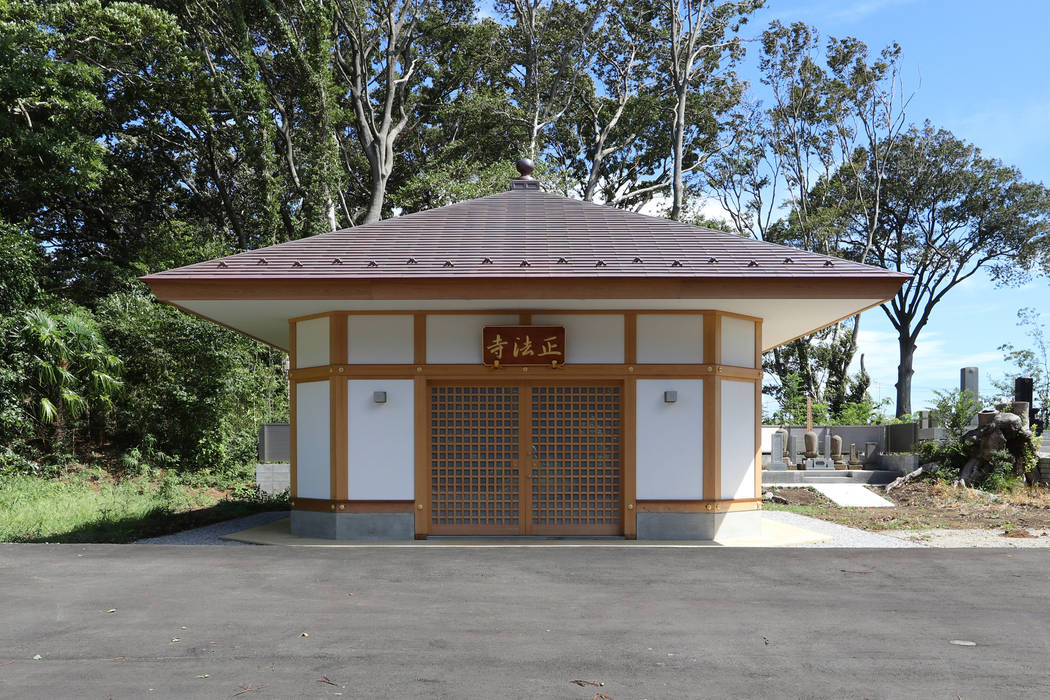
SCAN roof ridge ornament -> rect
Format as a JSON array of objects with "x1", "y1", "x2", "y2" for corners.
[{"x1": 509, "y1": 158, "x2": 541, "y2": 191}]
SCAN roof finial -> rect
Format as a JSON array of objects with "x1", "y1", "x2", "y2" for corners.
[{"x1": 510, "y1": 158, "x2": 541, "y2": 191}]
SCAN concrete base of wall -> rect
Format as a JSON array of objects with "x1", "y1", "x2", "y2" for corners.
[
  {"x1": 289, "y1": 511, "x2": 414, "y2": 540},
  {"x1": 255, "y1": 463, "x2": 290, "y2": 496},
  {"x1": 636, "y1": 510, "x2": 762, "y2": 540}
]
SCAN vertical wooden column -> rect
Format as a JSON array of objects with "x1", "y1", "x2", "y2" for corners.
[
  {"x1": 753, "y1": 319, "x2": 764, "y2": 500},
  {"x1": 288, "y1": 319, "x2": 298, "y2": 500},
  {"x1": 623, "y1": 312, "x2": 637, "y2": 537},
  {"x1": 702, "y1": 313, "x2": 721, "y2": 500},
  {"x1": 330, "y1": 313, "x2": 349, "y2": 501},
  {"x1": 413, "y1": 313, "x2": 428, "y2": 538},
  {"x1": 622, "y1": 377, "x2": 637, "y2": 538}
]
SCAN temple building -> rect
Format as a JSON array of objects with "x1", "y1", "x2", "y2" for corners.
[{"x1": 143, "y1": 162, "x2": 907, "y2": 540}]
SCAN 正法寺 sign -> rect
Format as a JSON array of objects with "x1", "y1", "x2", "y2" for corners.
[{"x1": 482, "y1": 326, "x2": 565, "y2": 366}]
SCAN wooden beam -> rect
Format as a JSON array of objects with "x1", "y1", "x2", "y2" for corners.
[{"x1": 623, "y1": 377, "x2": 637, "y2": 539}]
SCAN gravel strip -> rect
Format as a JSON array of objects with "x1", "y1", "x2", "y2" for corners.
[
  {"x1": 881, "y1": 528, "x2": 1050, "y2": 547},
  {"x1": 761, "y1": 510, "x2": 926, "y2": 548},
  {"x1": 134, "y1": 511, "x2": 289, "y2": 545}
]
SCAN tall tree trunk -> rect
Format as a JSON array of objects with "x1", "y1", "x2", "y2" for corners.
[
  {"x1": 670, "y1": 87, "x2": 687, "y2": 220},
  {"x1": 362, "y1": 154, "x2": 388, "y2": 224},
  {"x1": 895, "y1": 332, "x2": 916, "y2": 417}
]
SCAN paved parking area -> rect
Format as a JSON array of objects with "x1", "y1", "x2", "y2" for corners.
[{"x1": 1, "y1": 544, "x2": 1048, "y2": 698}]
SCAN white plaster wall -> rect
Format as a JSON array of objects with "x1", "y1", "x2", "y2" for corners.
[
  {"x1": 761, "y1": 426, "x2": 777, "y2": 453},
  {"x1": 295, "y1": 317, "x2": 330, "y2": 368},
  {"x1": 531, "y1": 314, "x2": 624, "y2": 363},
  {"x1": 426, "y1": 314, "x2": 518, "y2": 364},
  {"x1": 636, "y1": 314, "x2": 703, "y2": 364},
  {"x1": 295, "y1": 380, "x2": 331, "y2": 499},
  {"x1": 720, "y1": 316, "x2": 756, "y2": 368},
  {"x1": 348, "y1": 315, "x2": 414, "y2": 364},
  {"x1": 720, "y1": 379, "x2": 757, "y2": 500},
  {"x1": 347, "y1": 379, "x2": 414, "y2": 499},
  {"x1": 636, "y1": 379, "x2": 703, "y2": 499}
]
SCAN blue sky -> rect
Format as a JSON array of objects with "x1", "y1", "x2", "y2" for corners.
[{"x1": 741, "y1": 0, "x2": 1050, "y2": 414}]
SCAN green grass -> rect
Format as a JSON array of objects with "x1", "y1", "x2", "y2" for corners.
[{"x1": 0, "y1": 468, "x2": 288, "y2": 543}]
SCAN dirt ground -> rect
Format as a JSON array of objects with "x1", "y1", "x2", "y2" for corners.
[{"x1": 767, "y1": 480, "x2": 1050, "y2": 536}]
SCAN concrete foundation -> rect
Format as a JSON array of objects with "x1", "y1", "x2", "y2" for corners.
[
  {"x1": 290, "y1": 511, "x2": 414, "y2": 540},
  {"x1": 255, "y1": 463, "x2": 290, "y2": 496},
  {"x1": 636, "y1": 510, "x2": 762, "y2": 541}
]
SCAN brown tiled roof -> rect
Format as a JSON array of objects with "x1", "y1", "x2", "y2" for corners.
[{"x1": 144, "y1": 190, "x2": 907, "y2": 281}]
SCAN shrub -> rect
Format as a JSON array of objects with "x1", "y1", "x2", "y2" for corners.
[
  {"x1": 918, "y1": 439, "x2": 969, "y2": 482},
  {"x1": 93, "y1": 290, "x2": 287, "y2": 474},
  {"x1": 930, "y1": 389, "x2": 983, "y2": 438},
  {"x1": 984, "y1": 449, "x2": 1024, "y2": 492}
]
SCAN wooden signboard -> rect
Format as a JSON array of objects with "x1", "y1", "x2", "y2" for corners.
[{"x1": 483, "y1": 326, "x2": 565, "y2": 366}]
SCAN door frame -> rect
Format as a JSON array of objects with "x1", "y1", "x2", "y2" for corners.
[{"x1": 423, "y1": 377, "x2": 625, "y2": 537}]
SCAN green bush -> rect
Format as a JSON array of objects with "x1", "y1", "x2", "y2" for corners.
[
  {"x1": 93, "y1": 290, "x2": 287, "y2": 474},
  {"x1": 917, "y1": 438, "x2": 969, "y2": 482},
  {"x1": 930, "y1": 389, "x2": 982, "y2": 438},
  {"x1": 2, "y1": 307, "x2": 123, "y2": 456},
  {"x1": 984, "y1": 449, "x2": 1024, "y2": 492}
]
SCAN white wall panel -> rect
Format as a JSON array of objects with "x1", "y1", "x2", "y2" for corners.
[
  {"x1": 531, "y1": 314, "x2": 624, "y2": 363},
  {"x1": 636, "y1": 314, "x2": 703, "y2": 364},
  {"x1": 295, "y1": 317, "x2": 330, "y2": 368},
  {"x1": 295, "y1": 380, "x2": 330, "y2": 499},
  {"x1": 636, "y1": 379, "x2": 703, "y2": 499},
  {"x1": 720, "y1": 316, "x2": 756, "y2": 368},
  {"x1": 348, "y1": 315, "x2": 414, "y2": 364},
  {"x1": 426, "y1": 314, "x2": 518, "y2": 364},
  {"x1": 720, "y1": 379, "x2": 757, "y2": 500},
  {"x1": 347, "y1": 379, "x2": 414, "y2": 499}
]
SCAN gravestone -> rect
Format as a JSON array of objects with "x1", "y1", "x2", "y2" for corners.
[
  {"x1": 789, "y1": 436, "x2": 803, "y2": 469},
  {"x1": 1015, "y1": 377, "x2": 1037, "y2": 428},
  {"x1": 961, "y1": 367, "x2": 979, "y2": 396},
  {"x1": 769, "y1": 430, "x2": 788, "y2": 471},
  {"x1": 961, "y1": 367, "x2": 980, "y2": 427},
  {"x1": 805, "y1": 457, "x2": 835, "y2": 470},
  {"x1": 831, "y1": 435, "x2": 845, "y2": 468},
  {"x1": 864, "y1": 441, "x2": 879, "y2": 466}
]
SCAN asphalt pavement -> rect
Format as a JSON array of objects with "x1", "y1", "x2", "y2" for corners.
[{"x1": 1, "y1": 544, "x2": 1048, "y2": 699}]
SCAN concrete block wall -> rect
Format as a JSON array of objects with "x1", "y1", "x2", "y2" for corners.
[{"x1": 256, "y1": 463, "x2": 290, "y2": 495}]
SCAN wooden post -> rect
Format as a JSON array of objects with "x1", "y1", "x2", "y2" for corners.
[{"x1": 806, "y1": 396, "x2": 813, "y2": 432}]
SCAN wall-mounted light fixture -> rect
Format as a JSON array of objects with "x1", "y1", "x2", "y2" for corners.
[
  {"x1": 664, "y1": 390, "x2": 677, "y2": 404},
  {"x1": 373, "y1": 391, "x2": 387, "y2": 404}
]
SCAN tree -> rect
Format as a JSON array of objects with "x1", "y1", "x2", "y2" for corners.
[
  {"x1": 8, "y1": 309, "x2": 123, "y2": 452},
  {"x1": 497, "y1": 0, "x2": 601, "y2": 161},
  {"x1": 543, "y1": 0, "x2": 659, "y2": 204},
  {"x1": 334, "y1": 0, "x2": 476, "y2": 223},
  {"x1": 995, "y1": 307, "x2": 1050, "y2": 428},
  {"x1": 660, "y1": 0, "x2": 758, "y2": 220},
  {"x1": 706, "y1": 21, "x2": 911, "y2": 416},
  {"x1": 94, "y1": 292, "x2": 287, "y2": 472},
  {"x1": 853, "y1": 125, "x2": 1050, "y2": 416}
]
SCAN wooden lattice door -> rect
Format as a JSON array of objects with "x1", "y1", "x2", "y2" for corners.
[
  {"x1": 428, "y1": 382, "x2": 623, "y2": 536},
  {"x1": 429, "y1": 385, "x2": 521, "y2": 535},
  {"x1": 527, "y1": 385, "x2": 622, "y2": 535}
]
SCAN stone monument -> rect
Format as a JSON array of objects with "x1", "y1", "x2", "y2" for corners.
[
  {"x1": 788, "y1": 435, "x2": 802, "y2": 469},
  {"x1": 961, "y1": 366, "x2": 979, "y2": 426},
  {"x1": 769, "y1": 430, "x2": 789, "y2": 471},
  {"x1": 831, "y1": 435, "x2": 845, "y2": 469},
  {"x1": 864, "y1": 441, "x2": 879, "y2": 466},
  {"x1": 848, "y1": 443, "x2": 862, "y2": 468},
  {"x1": 803, "y1": 397, "x2": 819, "y2": 459}
]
